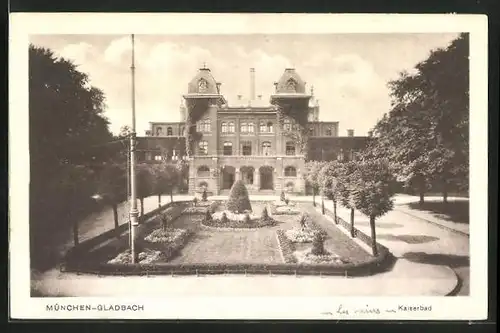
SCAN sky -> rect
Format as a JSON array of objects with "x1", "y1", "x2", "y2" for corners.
[{"x1": 30, "y1": 33, "x2": 459, "y2": 136}]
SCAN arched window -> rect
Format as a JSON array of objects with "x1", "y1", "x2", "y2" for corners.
[
  {"x1": 167, "y1": 127, "x2": 173, "y2": 136},
  {"x1": 285, "y1": 181, "x2": 295, "y2": 192},
  {"x1": 283, "y1": 119, "x2": 291, "y2": 131},
  {"x1": 228, "y1": 122, "x2": 235, "y2": 133},
  {"x1": 284, "y1": 166, "x2": 297, "y2": 177},
  {"x1": 240, "y1": 122, "x2": 248, "y2": 133},
  {"x1": 259, "y1": 122, "x2": 267, "y2": 133},
  {"x1": 155, "y1": 127, "x2": 163, "y2": 136},
  {"x1": 262, "y1": 141, "x2": 271, "y2": 156},
  {"x1": 241, "y1": 141, "x2": 252, "y2": 156},
  {"x1": 223, "y1": 142, "x2": 233, "y2": 155},
  {"x1": 197, "y1": 166, "x2": 210, "y2": 177},
  {"x1": 198, "y1": 140, "x2": 208, "y2": 155},
  {"x1": 248, "y1": 122, "x2": 255, "y2": 133},
  {"x1": 267, "y1": 122, "x2": 274, "y2": 133},
  {"x1": 285, "y1": 141, "x2": 295, "y2": 156},
  {"x1": 325, "y1": 128, "x2": 332, "y2": 136},
  {"x1": 198, "y1": 181, "x2": 208, "y2": 189},
  {"x1": 221, "y1": 122, "x2": 228, "y2": 133}
]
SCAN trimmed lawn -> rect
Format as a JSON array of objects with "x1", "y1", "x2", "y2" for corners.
[{"x1": 407, "y1": 201, "x2": 469, "y2": 224}]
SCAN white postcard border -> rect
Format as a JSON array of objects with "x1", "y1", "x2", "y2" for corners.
[{"x1": 9, "y1": 13, "x2": 489, "y2": 320}]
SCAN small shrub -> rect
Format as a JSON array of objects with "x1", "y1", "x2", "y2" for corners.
[
  {"x1": 284, "y1": 198, "x2": 290, "y2": 205},
  {"x1": 209, "y1": 201, "x2": 219, "y2": 214},
  {"x1": 205, "y1": 209, "x2": 212, "y2": 222},
  {"x1": 161, "y1": 214, "x2": 169, "y2": 231},
  {"x1": 243, "y1": 212, "x2": 251, "y2": 224},
  {"x1": 280, "y1": 191, "x2": 286, "y2": 202},
  {"x1": 261, "y1": 207, "x2": 270, "y2": 221},
  {"x1": 221, "y1": 212, "x2": 229, "y2": 223},
  {"x1": 202, "y1": 189, "x2": 208, "y2": 202},
  {"x1": 193, "y1": 197, "x2": 198, "y2": 206},
  {"x1": 311, "y1": 232, "x2": 327, "y2": 256},
  {"x1": 299, "y1": 213, "x2": 308, "y2": 230}
]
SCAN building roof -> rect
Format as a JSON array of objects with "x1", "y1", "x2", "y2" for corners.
[
  {"x1": 274, "y1": 68, "x2": 307, "y2": 94},
  {"x1": 187, "y1": 67, "x2": 220, "y2": 95}
]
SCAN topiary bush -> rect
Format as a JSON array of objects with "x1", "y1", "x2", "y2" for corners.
[
  {"x1": 261, "y1": 206, "x2": 270, "y2": 221},
  {"x1": 221, "y1": 212, "x2": 229, "y2": 223},
  {"x1": 205, "y1": 209, "x2": 212, "y2": 222},
  {"x1": 311, "y1": 231, "x2": 327, "y2": 255},
  {"x1": 226, "y1": 180, "x2": 252, "y2": 213},
  {"x1": 202, "y1": 189, "x2": 208, "y2": 202},
  {"x1": 193, "y1": 197, "x2": 198, "y2": 206},
  {"x1": 280, "y1": 191, "x2": 286, "y2": 202}
]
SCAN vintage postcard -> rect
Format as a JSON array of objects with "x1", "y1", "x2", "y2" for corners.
[{"x1": 9, "y1": 13, "x2": 488, "y2": 320}]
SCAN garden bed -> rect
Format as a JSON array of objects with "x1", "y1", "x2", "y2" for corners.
[{"x1": 63, "y1": 201, "x2": 395, "y2": 277}]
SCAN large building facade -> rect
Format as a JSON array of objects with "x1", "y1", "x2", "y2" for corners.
[{"x1": 136, "y1": 66, "x2": 370, "y2": 195}]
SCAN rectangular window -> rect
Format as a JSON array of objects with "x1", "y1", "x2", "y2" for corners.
[
  {"x1": 242, "y1": 141, "x2": 252, "y2": 156},
  {"x1": 223, "y1": 142, "x2": 233, "y2": 156}
]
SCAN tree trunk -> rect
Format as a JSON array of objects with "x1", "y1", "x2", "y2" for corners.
[
  {"x1": 418, "y1": 180, "x2": 425, "y2": 205},
  {"x1": 312, "y1": 188, "x2": 316, "y2": 207},
  {"x1": 321, "y1": 198, "x2": 325, "y2": 215},
  {"x1": 140, "y1": 198, "x2": 144, "y2": 216},
  {"x1": 112, "y1": 204, "x2": 119, "y2": 230},
  {"x1": 333, "y1": 200, "x2": 337, "y2": 224},
  {"x1": 369, "y1": 215, "x2": 378, "y2": 256},
  {"x1": 350, "y1": 208, "x2": 355, "y2": 237},
  {"x1": 170, "y1": 189, "x2": 174, "y2": 203},
  {"x1": 158, "y1": 194, "x2": 161, "y2": 208},
  {"x1": 73, "y1": 221, "x2": 79, "y2": 246},
  {"x1": 443, "y1": 181, "x2": 448, "y2": 204}
]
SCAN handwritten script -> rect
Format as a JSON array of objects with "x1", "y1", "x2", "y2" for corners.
[{"x1": 321, "y1": 304, "x2": 397, "y2": 317}]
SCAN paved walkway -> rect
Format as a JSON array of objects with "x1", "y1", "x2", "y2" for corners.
[
  {"x1": 32, "y1": 194, "x2": 467, "y2": 297},
  {"x1": 320, "y1": 198, "x2": 469, "y2": 296}
]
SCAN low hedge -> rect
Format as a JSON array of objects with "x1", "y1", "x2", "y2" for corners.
[
  {"x1": 324, "y1": 209, "x2": 391, "y2": 256},
  {"x1": 275, "y1": 230, "x2": 297, "y2": 264},
  {"x1": 62, "y1": 252, "x2": 396, "y2": 276}
]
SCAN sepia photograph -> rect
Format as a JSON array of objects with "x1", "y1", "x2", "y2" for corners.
[{"x1": 9, "y1": 13, "x2": 488, "y2": 320}]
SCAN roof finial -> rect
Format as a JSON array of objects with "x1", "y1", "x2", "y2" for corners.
[
  {"x1": 311, "y1": 85, "x2": 314, "y2": 96},
  {"x1": 202, "y1": 62, "x2": 207, "y2": 69}
]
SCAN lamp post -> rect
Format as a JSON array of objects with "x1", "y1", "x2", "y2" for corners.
[{"x1": 129, "y1": 34, "x2": 139, "y2": 263}]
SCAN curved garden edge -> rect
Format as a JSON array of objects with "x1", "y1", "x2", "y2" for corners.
[{"x1": 444, "y1": 267, "x2": 462, "y2": 296}]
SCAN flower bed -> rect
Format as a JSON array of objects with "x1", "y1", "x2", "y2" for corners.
[
  {"x1": 212, "y1": 210, "x2": 260, "y2": 221},
  {"x1": 285, "y1": 228, "x2": 316, "y2": 243},
  {"x1": 294, "y1": 249, "x2": 351, "y2": 265},
  {"x1": 108, "y1": 249, "x2": 166, "y2": 265},
  {"x1": 269, "y1": 202, "x2": 300, "y2": 215},
  {"x1": 144, "y1": 228, "x2": 188, "y2": 244},
  {"x1": 202, "y1": 215, "x2": 277, "y2": 229},
  {"x1": 183, "y1": 206, "x2": 209, "y2": 214},
  {"x1": 275, "y1": 230, "x2": 297, "y2": 264}
]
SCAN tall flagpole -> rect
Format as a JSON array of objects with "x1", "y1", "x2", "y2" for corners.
[{"x1": 129, "y1": 34, "x2": 139, "y2": 263}]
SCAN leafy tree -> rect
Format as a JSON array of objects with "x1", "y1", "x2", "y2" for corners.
[
  {"x1": 136, "y1": 164, "x2": 154, "y2": 216},
  {"x1": 151, "y1": 163, "x2": 179, "y2": 207},
  {"x1": 226, "y1": 180, "x2": 252, "y2": 213},
  {"x1": 29, "y1": 45, "x2": 113, "y2": 169},
  {"x1": 350, "y1": 159, "x2": 396, "y2": 256},
  {"x1": 318, "y1": 161, "x2": 342, "y2": 222},
  {"x1": 304, "y1": 161, "x2": 326, "y2": 207},
  {"x1": 96, "y1": 163, "x2": 127, "y2": 229},
  {"x1": 368, "y1": 33, "x2": 469, "y2": 204},
  {"x1": 337, "y1": 161, "x2": 358, "y2": 237}
]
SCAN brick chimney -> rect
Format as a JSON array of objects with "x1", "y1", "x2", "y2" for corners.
[
  {"x1": 347, "y1": 129, "x2": 354, "y2": 137},
  {"x1": 250, "y1": 68, "x2": 255, "y2": 101}
]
